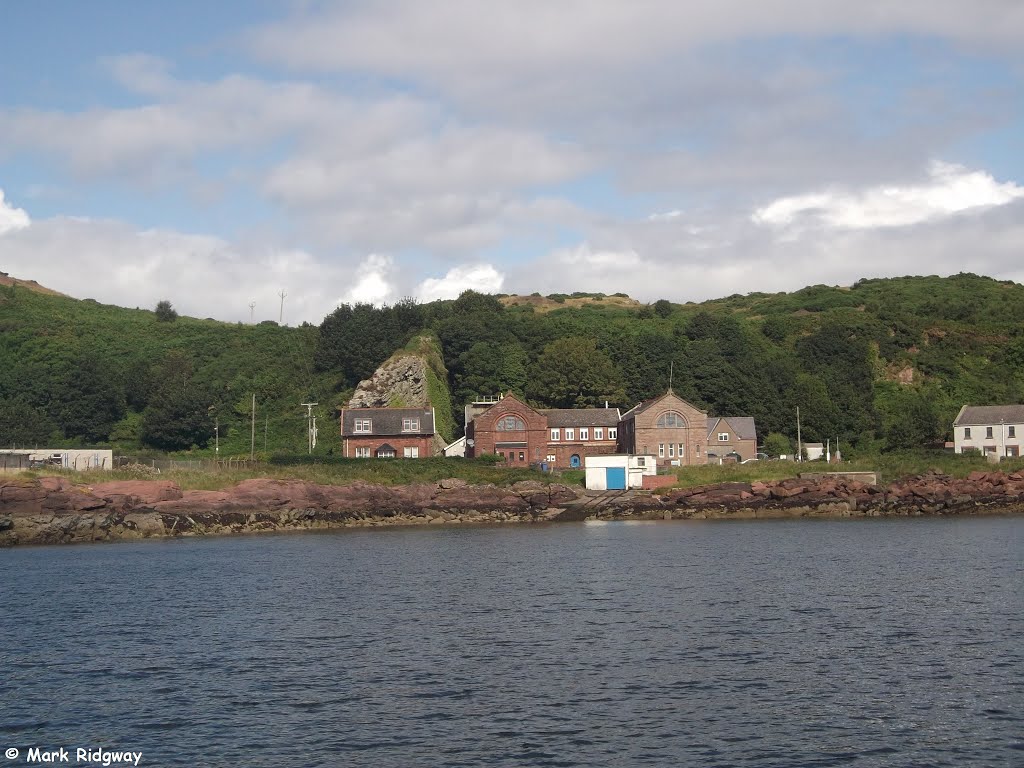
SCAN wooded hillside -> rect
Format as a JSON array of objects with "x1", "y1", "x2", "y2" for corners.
[{"x1": 2, "y1": 273, "x2": 1022, "y2": 457}]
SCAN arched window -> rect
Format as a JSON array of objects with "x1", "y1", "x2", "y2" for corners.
[
  {"x1": 495, "y1": 414, "x2": 527, "y2": 431},
  {"x1": 656, "y1": 411, "x2": 688, "y2": 428}
]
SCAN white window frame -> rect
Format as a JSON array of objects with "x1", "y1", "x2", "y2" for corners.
[
  {"x1": 677, "y1": 443, "x2": 684, "y2": 457},
  {"x1": 546, "y1": 454, "x2": 556, "y2": 463},
  {"x1": 354, "y1": 418, "x2": 372, "y2": 434},
  {"x1": 377, "y1": 448, "x2": 395, "y2": 458},
  {"x1": 403, "y1": 446, "x2": 419, "y2": 458},
  {"x1": 718, "y1": 432, "x2": 729, "y2": 442},
  {"x1": 354, "y1": 446, "x2": 370, "y2": 458},
  {"x1": 594, "y1": 427, "x2": 604, "y2": 440},
  {"x1": 609, "y1": 427, "x2": 617, "y2": 440},
  {"x1": 402, "y1": 418, "x2": 420, "y2": 433},
  {"x1": 580, "y1": 427, "x2": 589, "y2": 441},
  {"x1": 668, "y1": 443, "x2": 674, "y2": 458},
  {"x1": 565, "y1": 428, "x2": 575, "y2": 441},
  {"x1": 659, "y1": 443, "x2": 665, "y2": 458},
  {"x1": 550, "y1": 428, "x2": 560, "y2": 441},
  {"x1": 636, "y1": 457, "x2": 646, "y2": 467}
]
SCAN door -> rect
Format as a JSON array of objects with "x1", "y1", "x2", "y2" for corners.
[
  {"x1": 570, "y1": 454, "x2": 581, "y2": 468},
  {"x1": 606, "y1": 466, "x2": 626, "y2": 490}
]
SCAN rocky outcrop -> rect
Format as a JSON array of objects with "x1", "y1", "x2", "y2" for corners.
[
  {"x1": 0, "y1": 477, "x2": 582, "y2": 547},
  {"x1": 1, "y1": 470, "x2": 1021, "y2": 547},
  {"x1": 348, "y1": 355, "x2": 429, "y2": 408},
  {"x1": 585, "y1": 469, "x2": 1024, "y2": 521}
]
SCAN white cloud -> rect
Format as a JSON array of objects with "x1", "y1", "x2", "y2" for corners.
[
  {"x1": 0, "y1": 188, "x2": 30, "y2": 235},
  {"x1": 338, "y1": 254, "x2": 397, "y2": 306},
  {"x1": 753, "y1": 162, "x2": 1024, "y2": 230},
  {"x1": 0, "y1": 212, "x2": 358, "y2": 324},
  {"x1": 416, "y1": 264, "x2": 505, "y2": 302}
]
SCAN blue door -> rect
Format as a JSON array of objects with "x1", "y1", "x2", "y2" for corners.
[
  {"x1": 606, "y1": 466, "x2": 626, "y2": 490},
  {"x1": 570, "y1": 454, "x2": 581, "y2": 468}
]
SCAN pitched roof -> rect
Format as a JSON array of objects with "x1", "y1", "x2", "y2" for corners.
[
  {"x1": 954, "y1": 405, "x2": 1024, "y2": 425},
  {"x1": 541, "y1": 408, "x2": 621, "y2": 428},
  {"x1": 707, "y1": 416, "x2": 757, "y2": 441},
  {"x1": 341, "y1": 407, "x2": 435, "y2": 436},
  {"x1": 620, "y1": 391, "x2": 707, "y2": 420}
]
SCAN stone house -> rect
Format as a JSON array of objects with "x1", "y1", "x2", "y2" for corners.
[
  {"x1": 340, "y1": 407, "x2": 436, "y2": 458},
  {"x1": 953, "y1": 405, "x2": 1024, "y2": 459},
  {"x1": 706, "y1": 416, "x2": 758, "y2": 463},
  {"x1": 617, "y1": 391, "x2": 709, "y2": 468}
]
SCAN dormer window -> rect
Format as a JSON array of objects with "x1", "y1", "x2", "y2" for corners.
[
  {"x1": 402, "y1": 418, "x2": 420, "y2": 432},
  {"x1": 354, "y1": 419, "x2": 372, "y2": 433}
]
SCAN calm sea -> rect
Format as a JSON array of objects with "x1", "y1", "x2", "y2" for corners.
[{"x1": 1, "y1": 518, "x2": 1021, "y2": 767}]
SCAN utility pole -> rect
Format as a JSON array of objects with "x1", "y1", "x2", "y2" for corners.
[
  {"x1": 264, "y1": 414, "x2": 269, "y2": 452},
  {"x1": 278, "y1": 289, "x2": 287, "y2": 325},
  {"x1": 214, "y1": 417, "x2": 219, "y2": 459},
  {"x1": 796, "y1": 406, "x2": 802, "y2": 463},
  {"x1": 301, "y1": 402, "x2": 318, "y2": 454},
  {"x1": 249, "y1": 302, "x2": 255, "y2": 323},
  {"x1": 250, "y1": 394, "x2": 256, "y2": 461}
]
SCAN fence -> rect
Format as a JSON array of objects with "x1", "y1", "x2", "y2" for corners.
[{"x1": 138, "y1": 458, "x2": 261, "y2": 472}]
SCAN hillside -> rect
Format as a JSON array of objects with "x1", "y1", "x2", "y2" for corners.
[{"x1": 2, "y1": 272, "x2": 1023, "y2": 458}]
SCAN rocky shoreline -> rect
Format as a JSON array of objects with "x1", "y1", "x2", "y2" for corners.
[{"x1": 1, "y1": 469, "x2": 1022, "y2": 547}]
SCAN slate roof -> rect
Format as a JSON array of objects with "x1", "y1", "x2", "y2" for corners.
[
  {"x1": 341, "y1": 407, "x2": 435, "y2": 436},
  {"x1": 954, "y1": 405, "x2": 1024, "y2": 425},
  {"x1": 707, "y1": 416, "x2": 757, "y2": 441},
  {"x1": 541, "y1": 408, "x2": 621, "y2": 428}
]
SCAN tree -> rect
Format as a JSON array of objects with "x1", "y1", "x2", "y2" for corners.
[
  {"x1": 653, "y1": 299, "x2": 673, "y2": 319},
  {"x1": 527, "y1": 337, "x2": 626, "y2": 409},
  {"x1": 762, "y1": 432, "x2": 792, "y2": 458},
  {"x1": 140, "y1": 384, "x2": 215, "y2": 451},
  {"x1": 155, "y1": 300, "x2": 178, "y2": 322}
]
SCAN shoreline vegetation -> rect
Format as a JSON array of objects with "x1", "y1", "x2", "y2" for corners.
[{"x1": 2, "y1": 458, "x2": 1022, "y2": 548}]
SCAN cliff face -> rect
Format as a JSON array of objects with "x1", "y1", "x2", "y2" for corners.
[{"x1": 348, "y1": 356, "x2": 430, "y2": 408}]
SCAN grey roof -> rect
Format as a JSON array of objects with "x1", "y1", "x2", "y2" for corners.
[
  {"x1": 541, "y1": 408, "x2": 621, "y2": 428},
  {"x1": 954, "y1": 405, "x2": 1024, "y2": 425},
  {"x1": 341, "y1": 407, "x2": 435, "y2": 436},
  {"x1": 707, "y1": 416, "x2": 757, "y2": 441}
]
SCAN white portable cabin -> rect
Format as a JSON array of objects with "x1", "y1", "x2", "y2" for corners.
[{"x1": 585, "y1": 454, "x2": 656, "y2": 490}]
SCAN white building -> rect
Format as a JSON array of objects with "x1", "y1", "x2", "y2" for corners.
[
  {"x1": 585, "y1": 454, "x2": 656, "y2": 490},
  {"x1": 0, "y1": 449, "x2": 113, "y2": 472},
  {"x1": 953, "y1": 405, "x2": 1024, "y2": 459}
]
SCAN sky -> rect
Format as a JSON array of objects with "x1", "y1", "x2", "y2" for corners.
[{"x1": 1, "y1": 1, "x2": 1023, "y2": 324}]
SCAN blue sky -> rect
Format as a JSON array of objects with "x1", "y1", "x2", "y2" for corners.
[{"x1": 2, "y1": 1, "x2": 1023, "y2": 323}]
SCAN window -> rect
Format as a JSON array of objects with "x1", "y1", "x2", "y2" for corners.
[
  {"x1": 580, "y1": 428, "x2": 589, "y2": 441},
  {"x1": 696, "y1": 445, "x2": 701, "y2": 455},
  {"x1": 964, "y1": 427, "x2": 972, "y2": 439},
  {"x1": 608, "y1": 428, "x2": 617, "y2": 440},
  {"x1": 496, "y1": 415, "x2": 526, "y2": 431},
  {"x1": 668, "y1": 444, "x2": 674, "y2": 458},
  {"x1": 550, "y1": 428, "x2": 560, "y2": 441},
  {"x1": 986, "y1": 426, "x2": 994, "y2": 439},
  {"x1": 402, "y1": 418, "x2": 420, "y2": 432},
  {"x1": 656, "y1": 411, "x2": 687, "y2": 428},
  {"x1": 519, "y1": 452, "x2": 525, "y2": 462},
  {"x1": 677, "y1": 443, "x2": 684, "y2": 457},
  {"x1": 403, "y1": 446, "x2": 419, "y2": 458},
  {"x1": 546, "y1": 454, "x2": 556, "y2": 463},
  {"x1": 565, "y1": 428, "x2": 575, "y2": 441},
  {"x1": 354, "y1": 446, "x2": 370, "y2": 458},
  {"x1": 636, "y1": 457, "x2": 646, "y2": 467},
  {"x1": 1010, "y1": 426, "x2": 1017, "y2": 438},
  {"x1": 718, "y1": 433, "x2": 729, "y2": 442},
  {"x1": 354, "y1": 418, "x2": 372, "y2": 433},
  {"x1": 377, "y1": 447, "x2": 395, "y2": 458},
  {"x1": 659, "y1": 443, "x2": 665, "y2": 458},
  {"x1": 594, "y1": 427, "x2": 604, "y2": 440}
]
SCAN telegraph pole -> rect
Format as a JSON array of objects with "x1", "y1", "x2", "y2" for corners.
[
  {"x1": 278, "y1": 290, "x2": 287, "y2": 324},
  {"x1": 301, "y1": 402, "x2": 318, "y2": 453},
  {"x1": 250, "y1": 394, "x2": 256, "y2": 461},
  {"x1": 796, "y1": 406, "x2": 802, "y2": 463}
]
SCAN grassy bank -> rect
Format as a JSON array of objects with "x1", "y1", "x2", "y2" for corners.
[{"x1": 17, "y1": 450, "x2": 1024, "y2": 493}]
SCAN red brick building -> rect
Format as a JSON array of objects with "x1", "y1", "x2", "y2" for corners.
[
  {"x1": 540, "y1": 408, "x2": 620, "y2": 468},
  {"x1": 465, "y1": 394, "x2": 547, "y2": 466},
  {"x1": 340, "y1": 407, "x2": 436, "y2": 458}
]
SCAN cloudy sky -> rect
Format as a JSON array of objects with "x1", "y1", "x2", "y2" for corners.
[{"x1": 2, "y1": 1, "x2": 1023, "y2": 323}]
